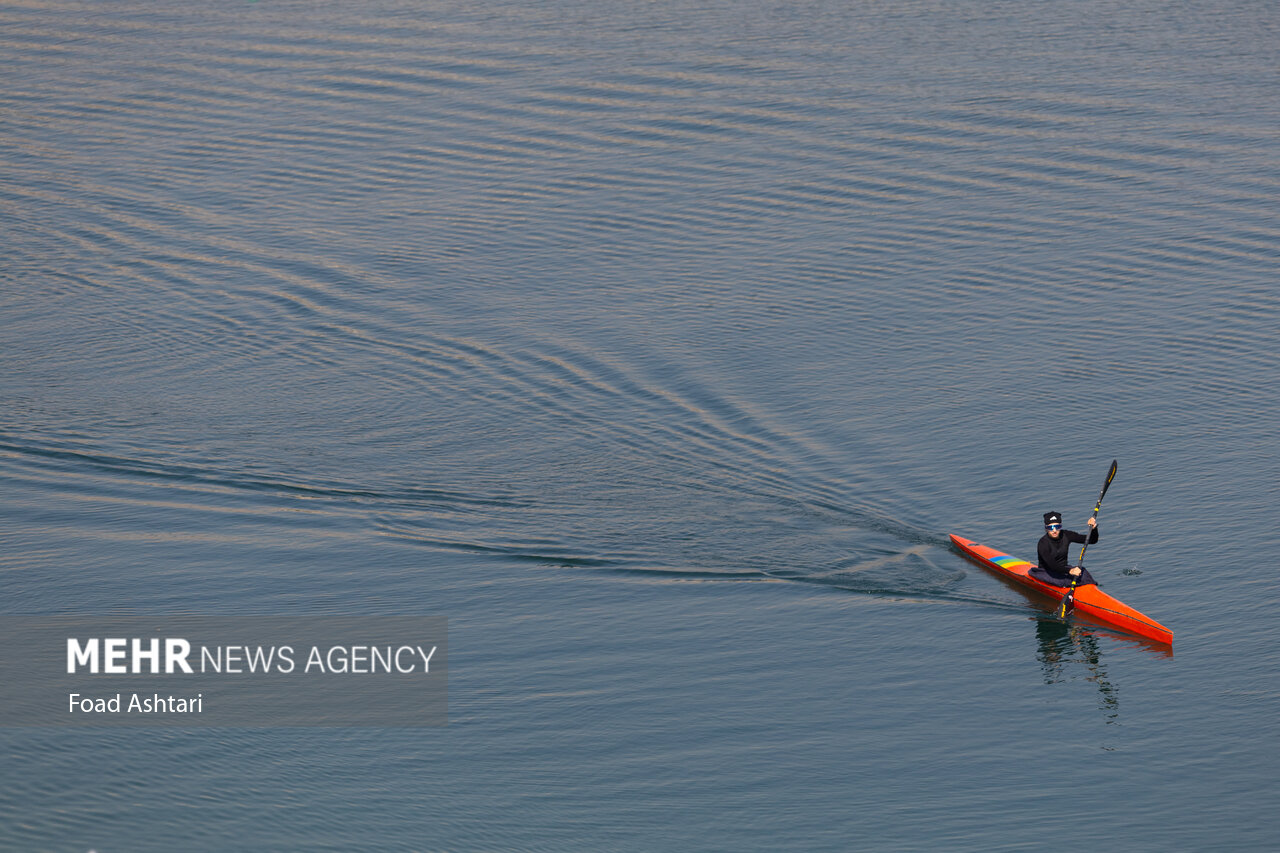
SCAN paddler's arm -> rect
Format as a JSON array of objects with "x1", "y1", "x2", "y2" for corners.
[
  {"x1": 1068, "y1": 519, "x2": 1099, "y2": 578},
  {"x1": 1067, "y1": 519, "x2": 1099, "y2": 545},
  {"x1": 1064, "y1": 519, "x2": 1099, "y2": 579}
]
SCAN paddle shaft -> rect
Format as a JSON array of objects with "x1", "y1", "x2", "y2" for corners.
[{"x1": 1058, "y1": 460, "x2": 1118, "y2": 618}]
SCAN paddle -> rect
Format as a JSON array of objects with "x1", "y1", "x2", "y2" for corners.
[{"x1": 1057, "y1": 459, "x2": 1118, "y2": 618}]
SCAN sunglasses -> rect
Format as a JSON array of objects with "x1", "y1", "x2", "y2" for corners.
[{"x1": 1045, "y1": 523, "x2": 1062, "y2": 531}]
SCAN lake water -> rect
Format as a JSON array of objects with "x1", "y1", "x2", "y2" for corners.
[{"x1": 3, "y1": 0, "x2": 1278, "y2": 850}]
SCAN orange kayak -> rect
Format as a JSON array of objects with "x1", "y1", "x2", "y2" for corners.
[{"x1": 950, "y1": 534, "x2": 1172, "y2": 645}]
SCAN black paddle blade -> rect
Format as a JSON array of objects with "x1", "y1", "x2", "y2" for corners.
[{"x1": 1098, "y1": 459, "x2": 1118, "y2": 503}]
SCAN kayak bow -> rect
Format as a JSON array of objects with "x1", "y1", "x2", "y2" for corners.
[{"x1": 950, "y1": 534, "x2": 1172, "y2": 645}]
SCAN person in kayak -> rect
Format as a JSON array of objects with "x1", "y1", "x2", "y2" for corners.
[{"x1": 1031, "y1": 511, "x2": 1098, "y2": 587}]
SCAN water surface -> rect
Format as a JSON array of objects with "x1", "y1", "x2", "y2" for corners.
[{"x1": 2, "y1": 1, "x2": 1278, "y2": 850}]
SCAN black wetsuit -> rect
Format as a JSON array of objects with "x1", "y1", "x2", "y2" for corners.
[{"x1": 1031, "y1": 526, "x2": 1098, "y2": 587}]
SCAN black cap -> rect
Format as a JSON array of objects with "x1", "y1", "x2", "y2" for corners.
[{"x1": 1043, "y1": 512, "x2": 1062, "y2": 526}]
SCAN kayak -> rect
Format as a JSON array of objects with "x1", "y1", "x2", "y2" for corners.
[{"x1": 950, "y1": 534, "x2": 1173, "y2": 645}]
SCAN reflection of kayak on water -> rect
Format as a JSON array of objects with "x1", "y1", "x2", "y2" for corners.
[{"x1": 950, "y1": 534, "x2": 1173, "y2": 646}]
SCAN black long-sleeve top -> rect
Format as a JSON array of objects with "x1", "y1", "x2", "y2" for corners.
[{"x1": 1036, "y1": 526, "x2": 1099, "y2": 578}]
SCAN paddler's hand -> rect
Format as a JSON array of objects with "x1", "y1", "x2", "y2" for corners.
[
  {"x1": 1086, "y1": 517, "x2": 1097, "y2": 529},
  {"x1": 1069, "y1": 567, "x2": 1083, "y2": 578}
]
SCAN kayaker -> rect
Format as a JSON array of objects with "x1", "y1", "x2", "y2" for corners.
[{"x1": 1031, "y1": 511, "x2": 1098, "y2": 587}]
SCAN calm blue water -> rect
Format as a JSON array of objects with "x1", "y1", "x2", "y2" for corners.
[{"x1": 3, "y1": 0, "x2": 1279, "y2": 849}]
